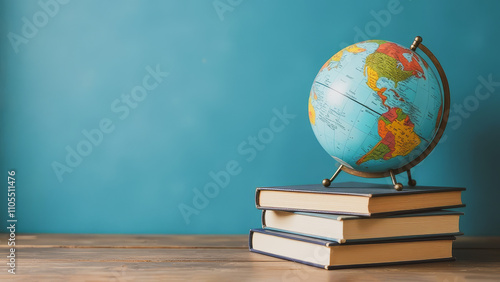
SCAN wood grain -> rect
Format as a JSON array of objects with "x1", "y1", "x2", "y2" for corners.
[
  {"x1": 0, "y1": 234, "x2": 498, "y2": 281},
  {"x1": 2, "y1": 233, "x2": 248, "y2": 248}
]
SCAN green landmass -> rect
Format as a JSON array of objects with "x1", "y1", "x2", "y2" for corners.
[
  {"x1": 359, "y1": 143, "x2": 390, "y2": 163},
  {"x1": 365, "y1": 40, "x2": 387, "y2": 45},
  {"x1": 380, "y1": 116, "x2": 391, "y2": 124},
  {"x1": 396, "y1": 109, "x2": 407, "y2": 121},
  {"x1": 365, "y1": 52, "x2": 413, "y2": 87}
]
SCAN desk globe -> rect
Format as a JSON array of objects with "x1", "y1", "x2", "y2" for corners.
[{"x1": 308, "y1": 36, "x2": 449, "y2": 190}]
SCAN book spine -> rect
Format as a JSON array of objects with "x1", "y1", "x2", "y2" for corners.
[
  {"x1": 255, "y1": 189, "x2": 261, "y2": 208},
  {"x1": 261, "y1": 210, "x2": 267, "y2": 228}
]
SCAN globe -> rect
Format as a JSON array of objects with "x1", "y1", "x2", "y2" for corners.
[{"x1": 308, "y1": 39, "x2": 444, "y2": 174}]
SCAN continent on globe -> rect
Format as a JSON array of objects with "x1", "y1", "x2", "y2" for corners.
[
  {"x1": 357, "y1": 40, "x2": 427, "y2": 165},
  {"x1": 376, "y1": 42, "x2": 426, "y2": 79},
  {"x1": 308, "y1": 95, "x2": 316, "y2": 125},
  {"x1": 356, "y1": 107, "x2": 421, "y2": 165}
]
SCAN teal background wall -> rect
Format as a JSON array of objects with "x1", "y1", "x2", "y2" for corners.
[{"x1": 1, "y1": 0, "x2": 499, "y2": 234}]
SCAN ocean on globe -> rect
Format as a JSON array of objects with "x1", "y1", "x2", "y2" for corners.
[{"x1": 308, "y1": 40, "x2": 443, "y2": 173}]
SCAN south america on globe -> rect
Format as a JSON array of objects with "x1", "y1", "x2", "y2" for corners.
[{"x1": 309, "y1": 40, "x2": 444, "y2": 173}]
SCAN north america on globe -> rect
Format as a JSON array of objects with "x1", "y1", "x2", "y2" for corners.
[{"x1": 309, "y1": 40, "x2": 443, "y2": 173}]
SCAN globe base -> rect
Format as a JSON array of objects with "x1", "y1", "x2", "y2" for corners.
[
  {"x1": 407, "y1": 170, "x2": 417, "y2": 187},
  {"x1": 323, "y1": 166, "x2": 418, "y2": 191},
  {"x1": 394, "y1": 183, "x2": 403, "y2": 191},
  {"x1": 322, "y1": 165, "x2": 344, "y2": 188},
  {"x1": 390, "y1": 170, "x2": 404, "y2": 191},
  {"x1": 322, "y1": 179, "x2": 331, "y2": 187}
]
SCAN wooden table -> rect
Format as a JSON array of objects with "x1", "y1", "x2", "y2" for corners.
[{"x1": 0, "y1": 234, "x2": 499, "y2": 281}]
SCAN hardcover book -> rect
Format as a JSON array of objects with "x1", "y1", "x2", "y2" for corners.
[
  {"x1": 262, "y1": 210, "x2": 463, "y2": 243},
  {"x1": 256, "y1": 182, "x2": 465, "y2": 216},
  {"x1": 249, "y1": 228, "x2": 455, "y2": 270}
]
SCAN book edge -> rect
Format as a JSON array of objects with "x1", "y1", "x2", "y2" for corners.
[
  {"x1": 251, "y1": 228, "x2": 337, "y2": 246},
  {"x1": 249, "y1": 248, "x2": 455, "y2": 270},
  {"x1": 255, "y1": 189, "x2": 261, "y2": 208},
  {"x1": 256, "y1": 185, "x2": 466, "y2": 197},
  {"x1": 293, "y1": 209, "x2": 464, "y2": 220},
  {"x1": 262, "y1": 227, "x2": 464, "y2": 244},
  {"x1": 325, "y1": 257, "x2": 456, "y2": 270},
  {"x1": 257, "y1": 204, "x2": 465, "y2": 217},
  {"x1": 261, "y1": 210, "x2": 267, "y2": 228},
  {"x1": 250, "y1": 228, "x2": 456, "y2": 246},
  {"x1": 250, "y1": 248, "x2": 329, "y2": 269}
]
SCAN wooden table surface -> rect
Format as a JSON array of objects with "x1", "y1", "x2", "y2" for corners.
[{"x1": 0, "y1": 234, "x2": 499, "y2": 281}]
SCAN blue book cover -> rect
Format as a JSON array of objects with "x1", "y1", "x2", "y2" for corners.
[
  {"x1": 256, "y1": 182, "x2": 465, "y2": 216},
  {"x1": 249, "y1": 228, "x2": 456, "y2": 270}
]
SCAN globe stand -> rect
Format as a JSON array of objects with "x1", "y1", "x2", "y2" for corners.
[
  {"x1": 321, "y1": 36, "x2": 450, "y2": 191},
  {"x1": 389, "y1": 170, "x2": 403, "y2": 191},
  {"x1": 322, "y1": 167, "x2": 416, "y2": 191},
  {"x1": 322, "y1": 165, "x2": 344, "y2": 187},
  {"x1": 407, "y1": 170, "x2": 417, "y2": 187}
]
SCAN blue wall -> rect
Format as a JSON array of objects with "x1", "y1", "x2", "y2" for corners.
[{"x1": 1, "y1": 0, "x2": 499, "y2": 234}]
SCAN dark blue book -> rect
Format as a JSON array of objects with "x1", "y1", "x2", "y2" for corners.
[
  {"x1": 262, "y1": 210, "x2": 463, "y2": 243},
  {"x1": 249, "y1": 228, "x2": 455, "y2": 270},
  {"x1": 256, "y1": 182, "x2": 465, "y2": 216}
]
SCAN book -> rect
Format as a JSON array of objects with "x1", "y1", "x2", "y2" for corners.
[
  {"x1": 249, "y1": 228, "x2": 455, "y2": 270},
  {"x1": 256, "y1": 182, "x2": 465, "y2": 216},
  {"x1": 262, "y1": 210, "x2": 463, "y2": 243}
]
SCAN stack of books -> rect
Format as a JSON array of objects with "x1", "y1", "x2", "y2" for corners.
[{"x1": 249, "y1": 182, "x2": 465, "y2": 270}]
